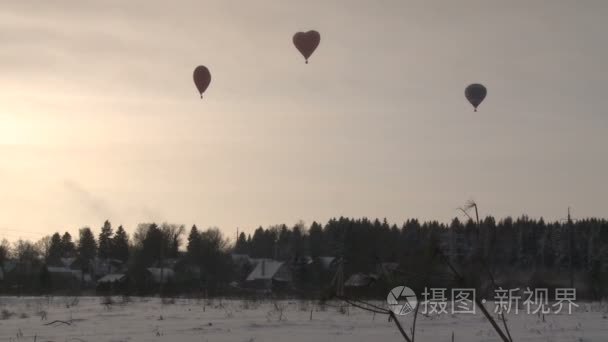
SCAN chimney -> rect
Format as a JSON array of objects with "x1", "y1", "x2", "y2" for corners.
[{"x1": 261, "y1": 260, "x2": 266, "y2": 277}]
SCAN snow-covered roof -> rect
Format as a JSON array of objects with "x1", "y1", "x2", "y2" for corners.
[
  {"x1": 162, "y1": 258, "x2": 179, "y2": 268},
  {"x1": 246, "y1": 259, "x2": 285, "y2": 281},
  {"x1": 377, "y1": 262, "x2": 399, "y2": 275},
  {"x1": 146, "y1": 268, "x2": 175, "y2": 283},
  {"x1": 47, "y1": 266, "x2": 74, "y2": 274},
  {"x1": 92, "y1": 258, "x2": 125, "y2": 277},
  {"x1": 344, "y1": 273, "x2": 378, "y2": 287},
  {"x1": 292, "y1": 256, "x2": 313, "y2": 265},
  {"x1": 2, "y1": 261, "x2": 17, "y2": 273},
  {"x1": 97, "y1": 274, "x2": 127, "y2": 283},
  {"x1": 60, "y1": 257, "x2": 77, "y2": 268},
  {"x1": 318, "y1": 257, "x2": 337, "y2": 269},
  {"x1": 94, "y1": 257, "x2": 124, "y2": 265},
  {"x1": 47, "y1": 266, "x2": 83, "y2": 279}
]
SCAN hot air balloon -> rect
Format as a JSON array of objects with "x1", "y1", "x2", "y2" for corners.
[
  {"x1": 193, "y1": 66, "x2": 211, "y2": 99},
  {"x1": 293, "y1": 30, "x2": 320, "y2": 64},
  {"x1": 465, "y1": 84, "x2": 487, "y2": 112}
]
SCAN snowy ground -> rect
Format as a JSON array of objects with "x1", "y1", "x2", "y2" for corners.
[{"x1": 0, "y1": 297, "x2": 606, "y2": 342}]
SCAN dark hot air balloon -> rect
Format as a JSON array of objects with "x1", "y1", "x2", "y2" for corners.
[
  {"x1": 193, "y1": 66, "x2": 211, "y2": 99},
  {"x1": 465, "y1": 84, "x2": 487, "y2": 112},
  {"x1": 293, "y1": 30, "x2": 320, "y2": 64}
]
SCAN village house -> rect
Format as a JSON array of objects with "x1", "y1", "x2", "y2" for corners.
[{"x1": 245, "y1": 259, "x2": 292, "y2": 291}]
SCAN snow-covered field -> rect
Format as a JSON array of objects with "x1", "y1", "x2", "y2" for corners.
[{"x1": 0, "y1": 297, "x2": 606, "y2": 342}]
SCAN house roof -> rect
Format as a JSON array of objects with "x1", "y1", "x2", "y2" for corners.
[
  {"x1": 0, "y1": 261, "x2": 16, "y2": 280},
  {"x1": 293, "y1": 256, "x2": 313, "y2": 265},
  {"x1": 60, "y1": 257, "x2": 77, "y2": 268},
  {"x1": 344, "y1": 273, "x2": 378, "y2": 287},
  {"x1": 146, "y1": 268, "x2": 175, "y2": 283},
  {"x1": 162, "y1": 258, "x2": 179, "y2": 268},
  {"x1": 2, "y1": 261, "x2": 17, "y2": 273},
  {"x1": 377, "y1": 262, "x2": 399, "y2": 275},
  {"x1": 318, "y1": 257, "x2": 337, "y2": 269},
  {"x1": 246, "y1": 259, "x2": 285, "y2": 281},
  {"x1": 97, "y1": 274, "x2": 127, "y2": 283},
  {"x1": 47, "y1": 266, "x2": 75, "y2": 274},
  {"x1": 47, "y1": 266, "x2": 84, "y2": 280}
]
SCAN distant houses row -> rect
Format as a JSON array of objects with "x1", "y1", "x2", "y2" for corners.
[
  {"x1": 232, "y1": 255, "x2": 402, "y2": 293},
  {"x1": 0, "y1": 253, "x2": 405, "y2": 295}
]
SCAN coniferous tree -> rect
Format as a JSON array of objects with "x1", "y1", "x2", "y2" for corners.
[
  {"x1": 47, "y1": 233, "x2": 62, "y2": 263},
  {"x1": 98, "y1": 220, "x2": 113, "y2": 259},
  {"x1": 111, "y1": 225, "x2": 130, "y2": 262},
  {"x1": 187, "y1": 225, "x2": 202, "y2": 263},
  {"x1": 77, "y1": 227, "x2": 97, "y2": 278},
  {"x1": 234, "y1": 232, "x2": 248, "y2": 254},
  {"x1": 141, "y1": 223, "x2": 164, "y2": 266},
  {"x1": 60, "y1": 232, "x2": 76, "y2": 257},
  {"x1": 250, "y1": 227, "x2": 265, "y2": 258},
  {"x1": 290, "y1": 222, "x2": 305, "y2": 258},
  {"x1": 308, "y1": 221, "x2": 323, "y2": 257},
  {"x1": 277, "y1": 225, "x2": 290, "y2": 259},
  {"x1": 78, "y1": 228, "x2": 97, "y2": 261}
]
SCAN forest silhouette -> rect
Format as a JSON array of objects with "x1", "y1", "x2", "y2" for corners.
[{"x1": 1, "y1": 214, "x2": 607, "y2": 299}]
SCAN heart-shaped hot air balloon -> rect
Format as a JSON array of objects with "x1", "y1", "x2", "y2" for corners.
[
  {"x1": 293, "y1": 30, "x2": 320, "y2": 64},
  {"x1": 465, "y1": 83, "x2": 487, "y2": 112},
  {"x1": 193, "y1": 65, "x2": 211, "y2": 99}
]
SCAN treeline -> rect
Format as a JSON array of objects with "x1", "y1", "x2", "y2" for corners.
[
  {"x1": 238, "y1": 216, "x2": 608, "y2": 272},
  {"x1": 235, "y1": 216, "x2": 608, "y2": 297},
  {"x1": 1, "y1": 216, "x2": 608, "y2": 298}
]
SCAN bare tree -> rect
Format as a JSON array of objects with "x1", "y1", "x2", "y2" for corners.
[
  {"x1": 161, "y1": 223, "x2": 185, "y2": 257},
  {"x1": 133, "y1": 223, "x2": 154, "y2": 248},
  {"x1": 453, "y1": 200, "x2": 513, "y2": 342},
  {"x1": 35, "y1": 236, "x2": 52, "y2": 261},
  {"x1": 0, "y1": 239, "x2": 11, "y2": 286}
]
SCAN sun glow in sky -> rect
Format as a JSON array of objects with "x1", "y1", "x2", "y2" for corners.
[{"x1": 1, "y1": 0, "x2": 607, "y2": 241}]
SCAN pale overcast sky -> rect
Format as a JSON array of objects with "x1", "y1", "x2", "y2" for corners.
[{"x1": 1, "y1": 1, "x2": 607, "y2": 241}]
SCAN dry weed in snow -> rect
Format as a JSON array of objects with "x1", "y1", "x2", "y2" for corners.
[{"x1": 0, "y1": 297, "x2": 606, "y2": 341}]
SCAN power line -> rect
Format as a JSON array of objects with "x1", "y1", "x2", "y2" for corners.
[{"x1": 1, "y1": 227, "x2": 51, "y2": 236}]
